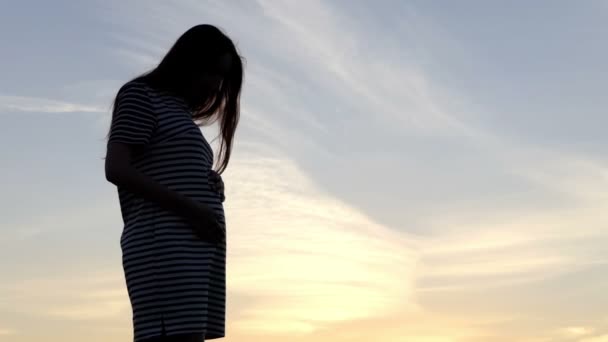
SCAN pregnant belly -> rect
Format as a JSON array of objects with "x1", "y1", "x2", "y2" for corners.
[{"x1": 165, "y1": 182, "x2": 225, "y2": 225}]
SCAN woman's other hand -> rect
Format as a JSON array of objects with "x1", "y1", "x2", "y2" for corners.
[
  {"x1": 209, "y1": 170, "x2": 225, "y2": 202},
  {"x1": 186, "y1": 202, "x2": 225, "y2": 244}
]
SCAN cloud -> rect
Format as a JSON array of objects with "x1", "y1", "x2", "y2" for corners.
[
  {"x1": 0, "y1": 270, "x2": 129, "y2": 321},
  {"x1": 560, "y1": 326, "x2": 594, "y2": 337},
  {"x1": 0, "y1": 95, "x2": 105, "y2": 114},
  {"x1": 0, "y1": 328, "x2": 16, "y2": 336},
  {"x1": 0, "y1": 199, "x2": 119, "y2": 244},
  {"x1": 580, "y1": 334, "x2": 608, "y2": 342},
  {"x1": 415, "y1": 203, "x2": 608, "y2": 292},
  {"x1": 222, "y1": 150, "x2": 418, "y2": 334},
  {"x1": 251, "y1": 0, "x2": 475, "y2": 137}
]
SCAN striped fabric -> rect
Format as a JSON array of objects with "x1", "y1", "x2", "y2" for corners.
[{"x1": 108, "y1": 80, "x2": 227, "y2": 341}]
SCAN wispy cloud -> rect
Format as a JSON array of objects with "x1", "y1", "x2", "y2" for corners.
[
  {"x1": 253, "y1": 0, "x2": 474, "y2": 135},
  {"x1": 223, "y1": 151, "x2": 417, "y2": 334},
  {"x1": 0, "y1": 95, "x2": 105, "y2": 114}
]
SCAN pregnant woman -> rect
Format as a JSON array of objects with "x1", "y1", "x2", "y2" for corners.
[{"x1": 104, "y1": 24, "x2": 243, "y2": 342}]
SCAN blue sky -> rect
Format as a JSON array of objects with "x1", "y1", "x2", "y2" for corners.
[{"x1": 1, "y1": 1, "x2": 607, "y2": 341}]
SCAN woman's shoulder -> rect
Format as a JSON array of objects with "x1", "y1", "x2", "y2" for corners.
[
  {"x1": 117, "y1": 78, "x2": 188, "y2": 111},
  {"x1": 117, "y1": 79, "x2": 152, "y2": 99}
]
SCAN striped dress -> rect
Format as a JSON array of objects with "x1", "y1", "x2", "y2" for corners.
[{"x1": 108, "y1": 80, "x2": 227, "y2": 341}]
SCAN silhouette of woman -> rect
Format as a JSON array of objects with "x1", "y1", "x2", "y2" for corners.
[{"x1": 104, "y1": 24, "x2": 243, "y2": 342}]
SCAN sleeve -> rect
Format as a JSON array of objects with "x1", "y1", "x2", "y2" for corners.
[{"x1": 108, "y1": 82, "x2": 157, "y2": 146}]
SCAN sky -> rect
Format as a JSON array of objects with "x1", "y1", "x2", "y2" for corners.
[{"x1": 0, "y1": 0, "x2": 607, "y2": 341}]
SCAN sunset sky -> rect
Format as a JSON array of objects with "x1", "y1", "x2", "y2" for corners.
[{"x1": 1, "y1": 1, "x2": 607, "y2": 341}]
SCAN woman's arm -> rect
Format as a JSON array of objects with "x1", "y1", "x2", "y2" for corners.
[
  {"x1": 105, "y1": 142, "x2": 197, "y2": 216},
  {"x1": 105, "y1": 142, "x2": 222, "y2": 241}
]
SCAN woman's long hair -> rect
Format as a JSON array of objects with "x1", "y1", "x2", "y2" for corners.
[{"x1": 112, "y1": 24, "x2": 243, "y2": 174}]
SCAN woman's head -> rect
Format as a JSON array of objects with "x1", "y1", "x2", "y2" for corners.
[{"x1": 140, "y1": 24, "x2": 244, "y2": 173}]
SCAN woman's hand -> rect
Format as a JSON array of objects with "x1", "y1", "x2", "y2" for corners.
[
  {"x1": 209, "y1": 170, "x2": 225, "y2": 202},
  {"x1": 185, "y1": 202, "x2": 225, "y2": 244}
]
